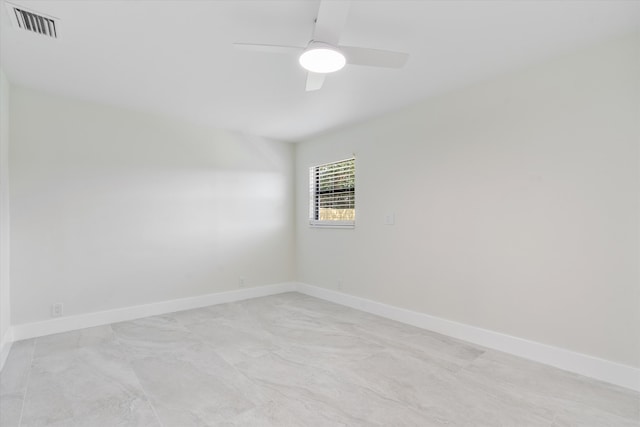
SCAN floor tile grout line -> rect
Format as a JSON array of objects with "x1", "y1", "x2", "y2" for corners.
[
  {"x1": 108, "y1": 324, "x2": 165, "y2": 427},
  {"x1": 17, "y1": 339, "x2": 37, "y2": 427},
  {"x1": 131, "y1": 364, "x2": 165, "y2": 427}
]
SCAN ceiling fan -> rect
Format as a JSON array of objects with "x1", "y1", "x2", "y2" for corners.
[{"x1": 233, "y1": 0, "x2": 409, "y2": 91}]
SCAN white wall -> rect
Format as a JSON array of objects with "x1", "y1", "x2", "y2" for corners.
[
  {"x1": 296, "y1": 34, "x2": 640, "y2": 368},
  {"x1": 10, "y1": 87, "x2": 294, "y2": 325},
  {"x1": 0, "y1": 68, "x2": 11, "y2": 358}
]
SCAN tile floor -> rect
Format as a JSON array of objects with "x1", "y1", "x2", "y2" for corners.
[{"x1": 1, "y1": 292, "x2": 638, "y2": 426}]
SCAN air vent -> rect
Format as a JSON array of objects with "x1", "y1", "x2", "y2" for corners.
[{"x1": 5, "y1": 3, "x2": 58, "y2": 38}]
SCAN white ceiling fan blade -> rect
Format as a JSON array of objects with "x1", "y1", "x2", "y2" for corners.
[
  {"x1": 312, "y1": 0, "x2": 351, "y2": 45},
  {"x1": 340, "y1": 46, "x2": 409, "y2": 68},
  {"x1": 233, "y1": 43, "x2": 303, "y2": 54},
  {"x1": 305, "y1": 72, "x2": 326, "y2": 91}
]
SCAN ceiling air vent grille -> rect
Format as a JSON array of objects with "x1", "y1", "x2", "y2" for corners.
[{"x1": 6, "y1": 3, "x2": 58, "y2": 38}]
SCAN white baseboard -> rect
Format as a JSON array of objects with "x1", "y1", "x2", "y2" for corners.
[
  {"x1": 295, "y1": 283, "x2": 640, "y2": 392},
  {"x1": 11, "y1": 282, "x2": 297, "y2": 342},
  {"x1": 5, "y1": 280, "x2": 639, "y2": 391},
  {"x1": 0, "y1": 326, "x2": 14, "y2": 371}
]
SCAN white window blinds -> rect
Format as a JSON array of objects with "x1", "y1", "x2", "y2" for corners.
[{"x1": 309, "y1": 157, "x2": 355, "y2": 227}]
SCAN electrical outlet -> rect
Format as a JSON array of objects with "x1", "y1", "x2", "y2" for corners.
[
  {"x1": 51, "y1": 303, "x2": 63, "y2": 317},
  {"x1": 239, "y1": 277, "x2": 245, "y2": 287},
  {"x1": 384, "y1": 213, "x2": 395, "y2": 225}
]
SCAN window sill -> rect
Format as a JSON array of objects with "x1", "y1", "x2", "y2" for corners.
[{"x1": 309, "y1": 221, "x2": 355, "y2": 229}]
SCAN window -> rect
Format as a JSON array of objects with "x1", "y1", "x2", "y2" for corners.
[{"x1": 309, "y1": 157, "x2": 355, "y2": 228}]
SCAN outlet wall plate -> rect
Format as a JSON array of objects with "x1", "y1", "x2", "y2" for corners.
[
  {"x1": 384, "y1": 213, "x2": 395, "y2": 225},
  {"x1": 51, "y1": 303, "x2": 63, "y2": 317}
]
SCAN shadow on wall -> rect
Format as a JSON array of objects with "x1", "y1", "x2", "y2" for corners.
[{"x1": 10, "y1": 88, "x2": 295, "y2": 324}]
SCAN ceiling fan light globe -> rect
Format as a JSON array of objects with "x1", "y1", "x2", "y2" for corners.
[{"x1": 299, "y1": 48, "x2": 346, "y2": 73}]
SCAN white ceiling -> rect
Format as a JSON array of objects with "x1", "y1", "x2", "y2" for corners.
[{"x1": 1, "y1": 0, "x2": 638, "y2": 141}]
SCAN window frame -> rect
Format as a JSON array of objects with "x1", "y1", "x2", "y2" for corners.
[{"x1": 308, "y1": 157, "x2": 356, "y2": 229}]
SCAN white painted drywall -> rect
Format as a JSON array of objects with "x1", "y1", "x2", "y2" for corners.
[
  {"x1": 10, "y1": 87, "x2": 294, "y2": 324},
  {"x1": 0, "y1": 69, "x2": 11, "y2": 351},
  {"x1": 296, "y1": 34, "x2": 640, "y2": 368}
]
